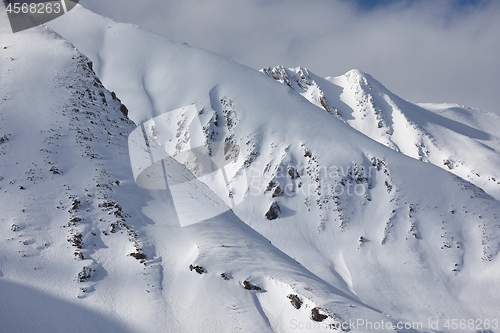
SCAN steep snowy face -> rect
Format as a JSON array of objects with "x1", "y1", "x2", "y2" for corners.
[
  {"x1": 260, "y1": 65, "x2": 342, "y2": 117},
  {"x1": 263, "y1": 66, "x2": 500, "y2": 201},
  {"x1": 45, "y1": 6, "x2": 500, "y2": 329},
  {"x1": 0, "y1": 10, "x2": 421, "y2": 333},
  {"x1": 0, "y1": 17, "x2": 156, "y2": 332}
]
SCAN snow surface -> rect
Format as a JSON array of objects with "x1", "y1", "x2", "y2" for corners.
[
  {"x1": 0, "y1": 4, "x2": 499, "y2": 333},
  {"x1": 262, "y1": 66, "x2": 500, "y2": 201}
]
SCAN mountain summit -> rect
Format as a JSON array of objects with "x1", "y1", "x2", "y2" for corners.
[{"x1": 1, "y1": 5, "x2": 499, "y2": 333}]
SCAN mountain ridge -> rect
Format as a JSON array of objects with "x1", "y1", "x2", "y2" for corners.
[
  {"x1": 47, "y1": 4, "x2": 500, "y2": 325},
  {"x1": 262, "y1": 65, "x2": 500, "y2": 201},
  {"x1": 0, "y1": 10, "x2": 415, "y2": 332},
  {"x1": 1, "y1": 4, "x2": 499, "y2": 332}
]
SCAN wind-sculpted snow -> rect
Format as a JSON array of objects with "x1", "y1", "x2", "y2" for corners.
[
  {"x1": 0, "y1": 9, "x2": 418, "y2": 332},
  {"x1": 263, "y1": 66, "x2": 500, "y2": 201},
  {"x1": 0, "y1": 16, "x2": 162, "y2": 331},
  {"x1": 0, "y1": 4, "x2": 496, "y2": 332}
]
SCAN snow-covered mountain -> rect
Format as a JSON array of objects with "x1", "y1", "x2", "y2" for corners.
[
  {"x1": 262, "y1": 65, "x2": 500, "y2": 201},
  {"x1": 1, "y1": 4, "x2": 500, "y2": 333}
]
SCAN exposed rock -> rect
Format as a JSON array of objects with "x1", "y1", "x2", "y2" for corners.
[
  {"x1": 265, "y1": 201, "x2": 281, "y2": 220},
  {"x1": 287, "y1": 294, "x2": 302, "y2": 309},
  {"x1": 311, "y1": 307, "x2": 328, "y2": 322},
  {"x1": 242, "y1": 280, "x2": 261, "y2": 291},
  {"x1": 189, "y1": 264, "x2": 205, "y2": 274}
]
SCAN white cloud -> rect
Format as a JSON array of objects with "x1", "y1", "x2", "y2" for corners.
[{"x1": 79, "y1": 0, "x2": 500, "y2": 114}]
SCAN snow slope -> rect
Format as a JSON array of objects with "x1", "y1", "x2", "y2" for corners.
[
  {"x1": 0, "y1": 8, "x2": 423, "y2": 333},
  {"x1": 41, "y1": 5, "x2": 500, "y2": 332},
  {"x1": 0, "y1": 16, "x2": 161, "y2": 333},
  {"x1": 262, "y1": 65, "x2": 500, "y2": 201}
]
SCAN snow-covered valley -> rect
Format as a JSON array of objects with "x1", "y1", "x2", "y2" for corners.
[{"x1": 1, "y1": 5, "x2": 500, "y2": 333}]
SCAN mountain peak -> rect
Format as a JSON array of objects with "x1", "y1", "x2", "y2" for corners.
[
  {"x1": 2, "y1": 6, "x2": 500, "y2": 332},
  {"x1": 261, "y1": 65, "x2": 341, "y2": 116},
  {"x1": 263, "y1": 65, "x2": 500, "y2": 201}
]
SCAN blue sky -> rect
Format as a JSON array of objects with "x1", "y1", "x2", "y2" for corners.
[{"x1": 80, "y1": 0, "x2": 500, "y2": 114}]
